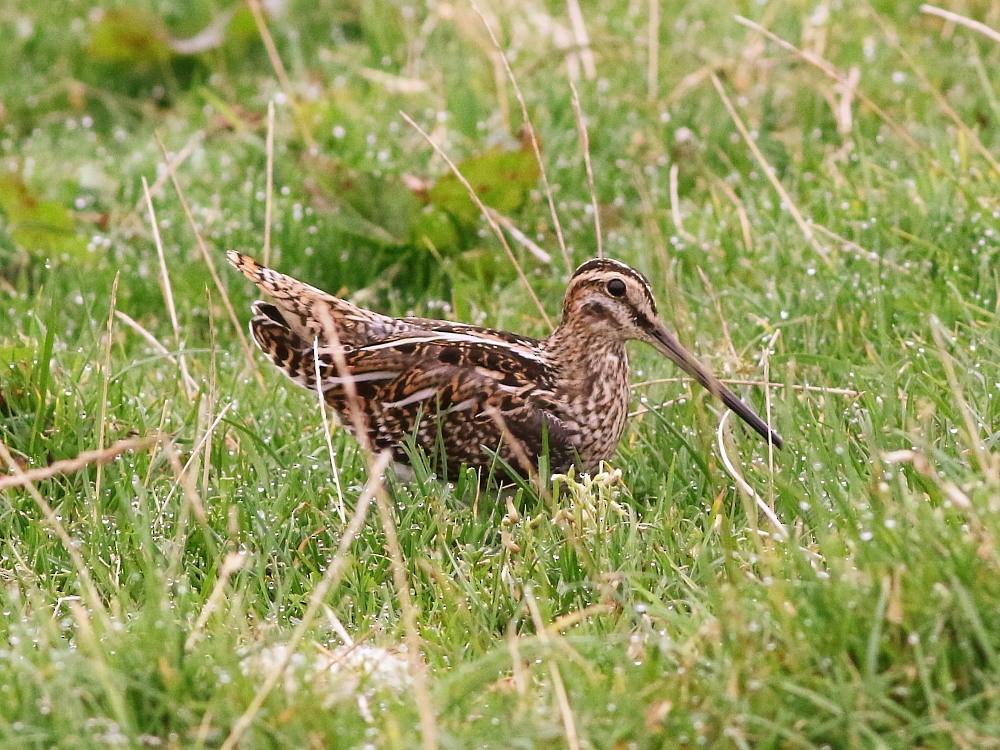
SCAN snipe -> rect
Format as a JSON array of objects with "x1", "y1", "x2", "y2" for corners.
[{"x1": 229, "y1": 252, "x2": 782, "y2": 480}]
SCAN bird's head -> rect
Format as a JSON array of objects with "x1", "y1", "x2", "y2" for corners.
[{"x1": 560, "y1": 258, "x2": 783, "y2": 449}]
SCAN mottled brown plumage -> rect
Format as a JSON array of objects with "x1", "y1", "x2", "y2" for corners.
[{"x1": 228, "y1": 251, "x2": 782, "y2": 481}]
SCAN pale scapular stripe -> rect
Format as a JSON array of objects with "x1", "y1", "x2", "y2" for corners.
[
  {"x1": 323, "y1": 370, "x2": 399, "y2": 385},
  {"x1": 381, "y1": 386, "x2": 439, "y2": 409},
  {"x1": 447, "y1": 397, "x2": 479, "y2": 413},
  {"x1": 361, "y1": 332, "x2": 543, "y2": 362}
]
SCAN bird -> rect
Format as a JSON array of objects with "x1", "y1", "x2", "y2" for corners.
[{"x1": 228, "y1": 251, "x2": 782, "y2": 482}]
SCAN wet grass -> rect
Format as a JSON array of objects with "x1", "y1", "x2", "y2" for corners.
[{"x1": 1, "y1": 0, "x2": 999, "y2": 747}]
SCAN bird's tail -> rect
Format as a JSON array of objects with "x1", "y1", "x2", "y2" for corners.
[
  {"x1": 226, "y1": 250, "x2": 397, "y2": 348},
  {"x1": 247, "y1": 300, "x2": 322, "y2": 391}
]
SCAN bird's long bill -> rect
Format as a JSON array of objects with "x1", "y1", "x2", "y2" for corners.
[{"x1": 647, "y1": 323, "x2": 784, "y2": 449}]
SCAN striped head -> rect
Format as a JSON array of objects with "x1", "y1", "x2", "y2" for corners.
[
  {"x1": 560, "y1": 258, "x2": 783, "y2": 449},
  {"x1": 560, "y1": 258, "x2": 661, "y2": 341}
]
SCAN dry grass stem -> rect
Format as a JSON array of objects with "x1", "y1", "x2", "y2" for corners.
[
  {"x1": 565, "y1": 0, "x2": 596, "y2": 80},
  {"x1": 141, "y1": 401, "x2": 172, "y2": 490},
  {"x1": 200, "y1": 314, "x2": 221, "y2": 506},
  {"x1": 629, "y1": 166, "x2": 670, "y2": 263},
  {"x1": 930, "y1": 319, "x2": 996, "y2": 481},
  {"x1": 312, "y1": 310, "x2": 373, "y2": 453},
  {"x1": 834, "y1": 65, "x2": 861, "y2": 136},
  {"x1": 762, "y1": 329, "x2": 780, "y2": 510},
  {"x1": 68, "y1": 601, "x2": 130, "y2": 726},
  {"x1": 524, "y1": 588, "x2": 583, "y2": 750},
  {"x1": 716, "y1": 410, "x2": 787, "y2": 541},
  {"x1": 734, "y1": 15, "x2": 925, "y2": 155},
  {"x1": 161, "y1": 437, "x2": 211, "y2": 584},
  {"x1": 695, "y1": 267, "x2": 738, "y2": 361},
  {"x1": 120, "y1": 129, "x2": 201, "y2": 233},
  {"x1": 263, "y1": 99, "x2": 275, "y2": 265},
  {"x1": 219, "y1": 450, "x2": 391, "y2": 750},
  {"x1": 876, "y1": 15, "x2": 1000, "y2": 176},
  {"x1": 93, "y1": 273, "x2": 119, "y2": 506},
  {"x1": 810, "y1": 222, "x2": 908, "y2": 274},
  {"x1": 482, "y1": 406, "x2": 538, "y2": 482},
  {"x1": 0, "y1": 440, "x2": 112, "y2": 625},
  {"x1": 322, "y1": 604, "x2": 356, "y2": 647},
  {"x1": 246, "y1": 0, "x2": 316, "y2": 151},
  {"x1": 506, "y1": 623, "x2": 530, "y2": 696},
  {"x1": 669, "y1": 164, "x2": 696, "y2": 244},
  {"x1": 313, "y1": 343, "x2": 347, "y2": 524},
  {"x1": 664, "y1": 63, "x2": 715, "y2": 107},
  {"x1": 713, "y1": 177, "x2": 756, "y2": 254},
  {"x1": 360, "y1": 67, "x2": 430, "y2": 94},
  {"x1": 0, "y1": 435, "x2": 159, "y2": 491},
  {"x1": 400, "y1": 111, "x2": 553, "y2": 329},
  {"x1": 154, "y1": 403, "x2": 233, "y2": 528},
  {"x1": 711, "y1": 75, "x2": 832, "y2": 267},
  {"x1": 470, "y1": 1, "x2": 573, "y2": 274},
  {"x1": 570, "y1": 82, "x2": 602, "y2": 258},
  {"x1": 647, "y1": 0, "x2": 660, "y2": 101},
  {"x1": 184, "y1": 552, "x2": 247, "y2": 651},
  {"x1": 114, "y1": 310, "x2": 200, "y2": 393},
  {"x1": 920, "y1": 4, "x2": 1000, "y2": 45},
  {"x1": 631, "y1": 377, "x2": 862, "y2": 397},
  {"x1": 143, "y1": 176, "x2": 198, "y2": 400},
  {"x1": 159, "y1": 441, "x2": 211, "y2": 586},
  {"x1": 628, "y1": 396, "x2": 684, "y2": 419},
  {"x1": 153, "y1": 135, "x2": 263, "y2": 383},
  {"x1": 487, "y1": 208, "x2": 552, "y2": 264},
  {"x1": 547, "y1": 603, "x2": 614, "y2": 634},
  {"x1": 373, "y1": 487, "x2": 439, "y2": 750}
]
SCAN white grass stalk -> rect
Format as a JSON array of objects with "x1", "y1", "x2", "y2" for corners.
[
  {"x1": 143, "y1": 176, "x2": 197, "y2": 399},
  {"x1": 717, "y1": 411, "x2": 787, "y2": 542},
  {"x1": 314, "y1": 341, "x2": 347, "y2": 523},
  {"x1": 94, "y1": 273, "x2": 119, "y2": 507},
  {"x1": 570, "y1": 82, "x2": 602, "y2": 259},
  {"x1": 263, "y1": 99, "x2": 275, "y2": 265}
]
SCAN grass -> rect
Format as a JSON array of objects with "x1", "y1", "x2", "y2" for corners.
[{"x1": 1, "y1": 0, "x2": 999, "y2": 747}]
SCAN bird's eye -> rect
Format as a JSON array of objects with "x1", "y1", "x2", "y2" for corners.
[{"x1": 606, "y1": 278, "x2": 627, "y2": 297}]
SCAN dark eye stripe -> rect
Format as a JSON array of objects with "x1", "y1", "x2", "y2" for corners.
[{"x1": 583, "y1": 299, "x2": 613, "y2": 316}]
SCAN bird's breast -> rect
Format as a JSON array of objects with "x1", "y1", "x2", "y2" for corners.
[{"x1": 550, "y1": 347, "x2": 631, "y2": 471}]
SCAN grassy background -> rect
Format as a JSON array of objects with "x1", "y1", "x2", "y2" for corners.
[{"x1": 1, "y1": 0, "x2": 999, "y2": 747}]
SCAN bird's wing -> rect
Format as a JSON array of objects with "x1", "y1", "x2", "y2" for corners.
[{"x1": 253, "y1": 317, "x2": 577, "y2": 474}]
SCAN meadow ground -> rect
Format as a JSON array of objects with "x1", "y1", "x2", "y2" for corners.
[{"x1": 1, "y1": 0, "x2": 999, "y2": 747}]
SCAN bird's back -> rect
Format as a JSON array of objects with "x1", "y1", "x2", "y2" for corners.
[{"x1": 232, "y1": 252, "x2": 579, "y2": 479}]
